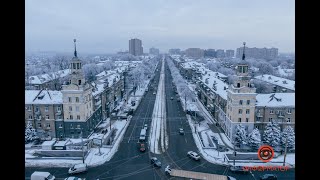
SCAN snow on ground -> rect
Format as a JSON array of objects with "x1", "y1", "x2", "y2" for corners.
[{"x1": 149, "y1": 59, "x2": 167, "y2": 154}]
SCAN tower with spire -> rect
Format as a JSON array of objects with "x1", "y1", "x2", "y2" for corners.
[
  {"x1": 60, "y1": 39, "x2": 95, "y2": 138},
  {"x1": 225, "y1": 42, "x2": 257, "y2": 140}
]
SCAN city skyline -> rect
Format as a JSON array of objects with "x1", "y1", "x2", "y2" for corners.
[{"x1": 26, "y1": 0, "x2": 294, "y2": 54}]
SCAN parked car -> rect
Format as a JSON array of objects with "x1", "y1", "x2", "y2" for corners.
[
  {"x1": 31, "y1": 171, "x2": 55, "y2": 180},
  {"x1": 153, "y1": 92, "x2": 156, "y2": 95},
  {"x1": 150, "y1": 157, "x2": 162, "y2": 167},
  {"x1": 230, "y1": 166, "x2": 249, "y2": 174},
  {"x1": 260, "y1": 174, "x2": 277, "y2": 180},
  {"x1": 179, "y1": 128, "x2": 184, "y2": 135},
  {"x1": 139, "y1": 143, "x2": 146, "y2": 152},
  {"x1": 170, "y1": 97, "x2": 174, "y2": 100},
  {"x1": 68, "y1": 163, "x2": 88, "y2": 175},
  {"x1": 187, "y1": 151, "x2": 201, "y2": 160},
  {"x1": 144, "y1": 124, "x2": 148, "y2": 130},
  {"x1": 64, "y1": 177, "x2": 84, "y2": 180}
]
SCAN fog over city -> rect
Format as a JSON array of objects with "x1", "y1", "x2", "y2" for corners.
[{"x1": 26, "y1": 0, "x2": 294, "y2": 54}]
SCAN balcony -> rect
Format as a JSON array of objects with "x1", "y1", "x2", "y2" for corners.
[
  {"x1": 55, "y1": 111, "x2": 62, "y2": 116},
  {"x1": 256, "y1": 113, "x2": 263, "y2": 118},
  {"x1": 278, "y1": 114, "x2": 285, "y2": 118},
  {"x1": 35, "y1": 111, "x2": 41, "y2": 115}
]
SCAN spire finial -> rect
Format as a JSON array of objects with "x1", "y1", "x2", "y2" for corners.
[
  {"x1": 74, "y1": 39, "x2": 77, "y2": 57},
  {"x1": 242, "y1": 42, "x2": 246, "y2": 60}
]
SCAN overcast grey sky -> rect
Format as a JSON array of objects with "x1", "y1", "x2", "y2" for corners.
[{"x1": 26, "y1": 0, "x2": 294, "y2": 54}]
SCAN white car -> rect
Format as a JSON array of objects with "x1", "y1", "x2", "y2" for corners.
[
  {"x1": 187, "y1": 151, "x2": 201, "y2": 160},
  {"x1": 153, "y1": 92, "x2": 156, "y2": 95},
  {"x1": 65, "y1": 177, "x2": 84, "y2": 180},
  {"x1": 68, "y1": 163, "x2": 88, "y2": 175}
]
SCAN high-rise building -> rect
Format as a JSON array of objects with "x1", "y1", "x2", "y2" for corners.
[
  {"x1": 185, "y1": 48, "x2": 204, "y2": 59},
  {"x1": 149, "y1": 47, "x2": 159, "y2": 55},
  {"x1": 216, "y1": 49, "x2": 225, "y2": 58},
  {"x1": 204, "y1": 49, "x2": 216, "y2": 57},
  {"x1": 169, "y1": 48, "x2": 181, "y2": 55},
  {"x1": 129, "y1": 38, "x2": 143, "y2": 56},
  {"x1": 225, "y1": 49, "x2": 235, "y2": 58},
  {"x1": 236, "y1": 46, "x2": 278, "y2": 60}
]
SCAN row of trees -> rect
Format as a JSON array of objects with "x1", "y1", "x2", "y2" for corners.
[{"x1": 234, "y1": 121, "x2": 295, "y2": 150}]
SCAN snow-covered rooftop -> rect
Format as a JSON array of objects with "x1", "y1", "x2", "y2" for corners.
[
  {"x1": 25, "y1": 90, "x2": 63, "y2": 104},
  {"x1": 28, "y1": 69, "x2": 71, "y2": 85},
  {"x1": 200, "y1": 72, "x2": 229, "y2": 100},
  {"x1": 92, "y1": 70, "x2": 121, "y2": 96},
  {"x1": 277, "y1": 67, "x2": 294, "y2": 77},
  {"x1": 41, "y1": 140, "x2": 56, "y2": 146},
  {"x1": 254, "y1": 74, "x2": 295, "y2": 91},
  {"x1": 256, "y1": 93, "x2": 295, "y2": 107}
]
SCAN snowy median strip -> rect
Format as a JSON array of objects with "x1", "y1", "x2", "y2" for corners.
[{"x1": 149, "y1": 58, "x2": 167, "y2": 154}]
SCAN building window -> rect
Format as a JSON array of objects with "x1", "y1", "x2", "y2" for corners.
[
  {"x1": 238, "y1": 109, "x2": 242, "y2": 114},
  {"x1": 239, "y1": 100, "x2": 243, "y2": 105},
  {"x1": 28, "y1": 115, "x2": 33, "y2": 120},
  {"x1": 246, "y1": 109, "x2": 250, "y2": 114},
  {"x1": 45, "y1": 106, "x2": 49, "y2": 112},
  {"x1": 27, "y1": 106, "x2": 31, "y2": 111},
  {"x1": 59, "y1": 124, "x2": 63, "y2": 128},
  {"x1": 238, "y1": 118, "x2": 241, "y2": 122},
  {"x1": 287, "y1": 118, "x2": 291, "y2": 123},
  {"x1": 57, "y1": 115, "x2": 62, "y2": 119},
  {"x1": 37, "y1": 115, "x2": 41, "y2": 120},
  {"x1": 258, "y1": 109, "x2": 261, "y2": 113},
  {"x1": 87, "y1": 104, "x2": 88, "y2": 109},
  {"x1": 77, "y1": 125, "x2": 81, "y2": 129},
  {"x1": 246, "y1": 118, "x2": 249, "y2": 122},
  {"x1": 68, "y1": 97, "x2": 72, "y2": 102},
  {"x1": 76, "y1": 106, "x2": 79, "y2": 112},
  {"x1": 269, "y1": 118, "x2": 272, "y2": 122},
  {"x1": 46, "y1": 123, "x2": 50, "y2": 128},
  {"x1": 270, "y1": 109, "x2": 274, "y2": 114},
  {"x1": 77, "y1": 63, "x2": 80, "y2": 69},
  {"x1": 70, "y1": 115, "x2": 73, "y2": 120},
  {"x1": 69, "y1": 106, "x2": 72, "y2": 111},
  {"x1": 45, "y1": 115, "x2": 49, "y2": 120},
  {"x1": 57, "y1": 106, "x2": 61, "y2": 112},
  {"x1": 90, "y1": 102, "x2": 91, "y2": 107},
  {"x1": 76, "y1": 97, "x2": 79, "y2": 103},
  {"x1": 38, "y1": 123, "x2": 41, "y2": 128},
  {"x1": 35, "y1": 106, "x2": 39, "y2": 112},
  {"x1": 255, "y1": 125, "x2": 259, "y2": 130},
  {"x1": 247, "y1": 100, "x2": 250, "y2": 105},
  {"x1": 77, "y1": 115, "x2": 80, "y2": 120},
  {"x1": 287, "y1": 109, "x2": 292, "y2": 114}
]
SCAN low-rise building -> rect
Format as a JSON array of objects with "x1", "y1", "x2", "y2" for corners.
[{"x1": 254, "y1": 74, "x2": 295, "y2": 93}]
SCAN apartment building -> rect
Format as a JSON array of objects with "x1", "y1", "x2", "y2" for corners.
[{"x1": 254, "y1": 74, "x2": 295, "y2": 93}]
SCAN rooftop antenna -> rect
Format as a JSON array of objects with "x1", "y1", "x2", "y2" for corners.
[
  {"x1": 74, "y1": 39, "x2": 77, "y2": 57},
  {"x1": 242, "y1": 42, "x2": 246, "y2": 60}
]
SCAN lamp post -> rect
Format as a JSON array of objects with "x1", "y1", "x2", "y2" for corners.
[{"x1": 80, "y1": 130, "x2": 85, "y2": 164}]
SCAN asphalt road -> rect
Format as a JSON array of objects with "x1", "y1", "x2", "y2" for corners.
[{"x1": 25, "y1": 58, "x2": 295, "y2": 180}]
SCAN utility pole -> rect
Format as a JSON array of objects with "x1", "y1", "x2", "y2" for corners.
[
  {"x1": 185, "y1": 93, "x2": 187, "y2": 111},
  {"x1": 233, "y1": 141, "x2": 236, "y2": 166},
  {"x1": 81, "y1": 130, "x2": 84, "y2": 164},
  {"x1": 283, "y1": 136, "x2": 288, "y2": 166}
]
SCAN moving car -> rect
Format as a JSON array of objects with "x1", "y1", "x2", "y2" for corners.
[
  {"x1": 31, "y1": 171, "x2": 55, "y2": 180},
  {"x1": 187, "y1": 151, "x2": 201, "y2": 160},
  {"x1": 139, "y1": 129, "x2": 147, "y2": 142},
  {"x1": 179, "y1": 128, "x2": 184, "y2": 135},
  {"x1": 153, "y1": 92, "x2": 156, "y2": 95},
  {"x1": 64, "y1": 177, "x2": 84, "y2": 180},
  {"x1": 230, "y1": 166, "x2": 249, "y2": 174},
  {"x1": 68, "y1": 163, "x2": 88, "y2": 175},
  {"x1": 139, "y1": 143, "x2": 146, "y2": 152},
  {"x1": 170, "y1": 97, "x2": 174, "y2": 100},
  {"x1": 150, "y1": 157, "x2": 162, "y2": 167},
  {"x1": 260, "y1": 174, "x2": 277, "y2": 180},
  {"x1": 144, "y1": 124, "x2": 148, "y2": 130}
]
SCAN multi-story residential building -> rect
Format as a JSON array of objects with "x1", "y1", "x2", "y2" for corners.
[
  {"x1": 59, "y1": 40, "x2": 101, "y2": 138},
  {"x1": 216, "y1": 49, "x2": 225, "y2": 58},
  {"x1": 149, "y1": 47, "x2": 160, "y2": 55},
  {"x1": 26, "y1": 69, "x2": 71, "y2": 90},
  {"x1": 225, "y1": 50, "x2": 235, "y2": 58},
  {"x1": 255, "y1": 93, "x2": 295, "y2": 132},
  {"x1": 254, "y1": 74, "x2": 295, "y2": 93},
  {"x1": 204, "y1": 49, "x2": 216, "y2": 57},
  {"x1": 169, "y1": 48, "x2": 181, "y2": 55},
  {"x1": 236, "y1": 47, "x2": 278, "y2": 60},
  {"x1": 129, "y1": 38, "x2": 143, "y2": 56},
  {"x1": 185, "y1": 48, "x2": 204, "y2": 59},
  {"x1": 25, "y1": 90, "x2": 63, "y2": 139}
]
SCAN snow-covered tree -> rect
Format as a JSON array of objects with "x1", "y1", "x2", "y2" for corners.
[
  {"x1": 252, "y1": 79, "x2": 273, "y2": 93},
  {"x1": 247, "y1": 128, "x2": 261, "y2": 149},
  {"x1": 25, "y1": 121, "x2": 38, "y2": 143},
  {"x1": 263, "y1": 120, "x2": 281, "y2": 147},
  {"x1": 281, "y1": 126, "x2": 295, "y2": 149},
  {"x1": 234, "y1": 124, "x2": 247, "y2": 147}
]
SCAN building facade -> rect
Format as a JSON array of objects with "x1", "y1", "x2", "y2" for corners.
[
  {"x1": 216, "y1": 49, "x2": 225, "y2": 58},
  {"x1": 236, "y1": 47, "x2": 278, "y2": 60},
  {"x1": 185, "y1": 48, "x2": 204, "y2": 59},
  {"x1": 129, "y1": 38, "x2": 143, "y2": 56},
  {"x1": 204, "y1": 49, "x2": 216, "y2": 57},
  {"x1": 149, "y1": 47, "x2": 160, "y2": 55},
  {"x1": 225, "y1": 50, "x2": 235, "y2": 58},
  {"x1": 169, "y1": 48, "x2": 181, "y2": 55}
]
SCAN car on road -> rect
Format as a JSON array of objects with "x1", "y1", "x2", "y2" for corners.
[
  {"x1": 31, "y1": 171, "x2": 55, "y2": 180},
  {"x1": 177, "y1": 98, "x2": 180, "y2": 102},
  {"x1": 153, "y1": 92, "x2": 156, "y2": 95},
  {"x1": 230, "y1": 166, "x2": 249, "y2": 174},
  {"x1": 170, "y1": 97, "x2": 174, "y2": 100},
  {"x1": 65, "y1": 177, "x2": 84, "y2": 180},
  {"x1": 260, "y1": 174, "x2": 277, "y2": 180},
  {"x1": 139, "y1": 143, "x2": 146, "y2": 152},
  {"x1": 150, "y1": 157, "x2": 162, "y2": 167},
  {"x1": 144, "y1": 124, "x2": 148, "y2": 130},
  {"x1": 179, "y1": 128, "x2": 184, "y2": 135},
  {"x1": 187, "y1": 151, "x2": 201, "y2": 160},
  {"x1": 68, "y1": 163, "x2": 88, "y2": 175}
]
